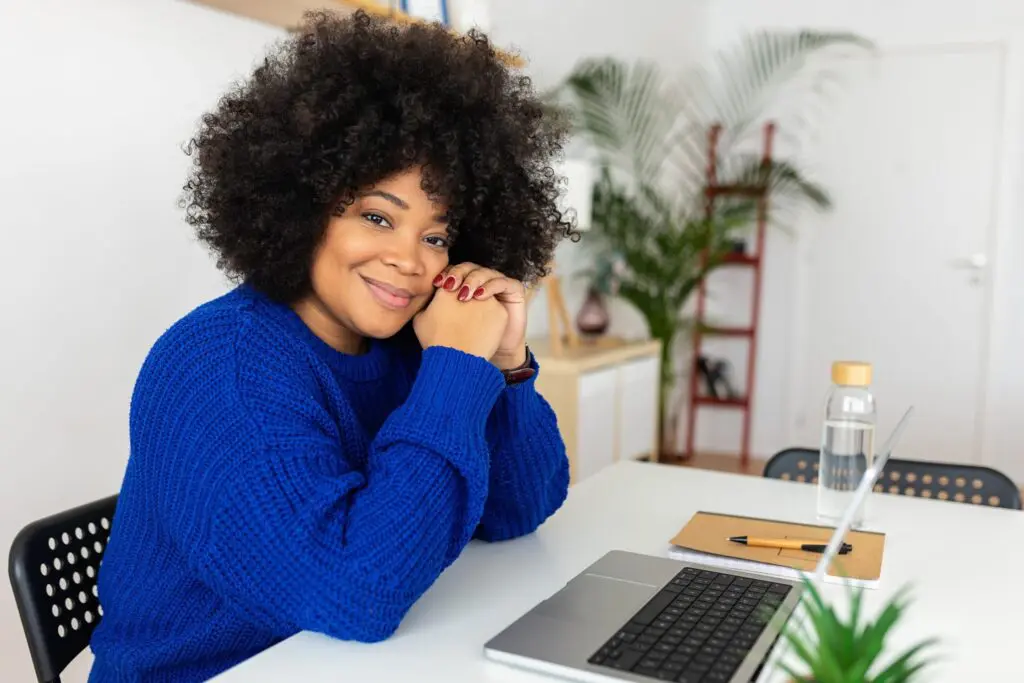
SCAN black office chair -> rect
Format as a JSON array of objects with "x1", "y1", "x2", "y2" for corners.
[
  {"x1": 8, "y1": 495, "x2": 118, "y2": 683},
  {"x1": 764, "y1": 448, "x2": 1021, "y2": 510}
]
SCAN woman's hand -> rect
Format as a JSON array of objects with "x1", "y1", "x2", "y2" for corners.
[
  {"x1": 413, "y1": 286, "x2": 508, "y2": 360},
  {"x1": 434, "y1": 264, "x2": 528, "y2": 369}
]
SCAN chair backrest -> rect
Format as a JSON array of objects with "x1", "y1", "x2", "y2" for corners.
[
  {"x1": 8, "y1": 495, "x2": 118, "y2": 683},
  {"x1": 763, "y1": 448, "x2": 1021, "y2": 510}
]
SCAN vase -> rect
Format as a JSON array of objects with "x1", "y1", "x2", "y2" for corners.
[{"x1": 576, "y1": 287, "x2": 610, "y2": 336}]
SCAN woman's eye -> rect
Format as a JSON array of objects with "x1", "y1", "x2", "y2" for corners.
[
  {"x1": 363, "y1": 212, "x2": 391, "y2": 228},
  {"x1": 424, "y1": 235, "x2": 450, "y2": 249}
]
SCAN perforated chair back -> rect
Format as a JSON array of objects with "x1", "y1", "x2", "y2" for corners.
[
  {"x1": 8, "y1": 495, "x2": 118, "y2": 683},
  {"x1": 764, "y1": 448, "x2": 1021, "y2": 510}
]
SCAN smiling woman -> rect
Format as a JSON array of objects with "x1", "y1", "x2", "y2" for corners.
[{"x1": 87, "y1": 10, "x2": 572, "y2": 683}]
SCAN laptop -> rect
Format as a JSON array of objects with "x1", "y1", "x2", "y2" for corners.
[{"x1": 483, "y1": 407, "x2": 913, "y2": 683}]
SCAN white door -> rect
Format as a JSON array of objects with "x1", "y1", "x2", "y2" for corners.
[{"x1": 791, "y1": 44, "x2": 1003, "y2": 465}]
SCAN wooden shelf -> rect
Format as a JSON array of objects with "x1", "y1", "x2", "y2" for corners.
[
  {"x1": 700, "y1": 326, "x2": 755, "y2": 338},
  {"x1": 185, "y1": 0, "x2": 524, "y2": 66},
  {"x1": 704, "y1": 183, "x2": 768, "y2": 198},
  {"x1": 694, "y1": 395, "x2": 749, "y2": 408},
  {"x1": 720, "y1": 253, "x2": 760, "y2": 267},
  {"x1": 527, "y1": 336, "x2": 661, "y2": 374}
]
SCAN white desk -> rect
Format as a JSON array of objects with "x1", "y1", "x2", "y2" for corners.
[{"x1": 213, "y1": 461, "x2": 1023, "y2": 682}]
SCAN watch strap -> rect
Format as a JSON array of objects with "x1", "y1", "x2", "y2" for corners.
[{"x1": 501, "y1": 346, "x2": 536, "y2": 385}]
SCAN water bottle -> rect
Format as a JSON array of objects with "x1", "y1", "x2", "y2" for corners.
[{"x1": 817, "y1": 361, "x2": 876, "y2": 528}]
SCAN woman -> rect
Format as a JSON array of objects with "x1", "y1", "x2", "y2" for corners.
[{"x1": 88, "y1": 11, "x2": 573, "y2": 682}]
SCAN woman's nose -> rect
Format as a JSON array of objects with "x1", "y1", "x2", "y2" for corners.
[{"x1": 380, "y1": 234, "x2": 423, "y2": 274}]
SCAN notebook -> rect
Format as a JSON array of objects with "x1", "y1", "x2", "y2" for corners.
[{"x1": 667, "y1": 510, "x2": 887, "y2": 588}]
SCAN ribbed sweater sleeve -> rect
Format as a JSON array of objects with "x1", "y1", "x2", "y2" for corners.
[
  {"x1": 475, "y1": 355, "x2": 570, "y2": 542},
  {"x1": 185, "y1": 331, "x2": 505, "y2": 643}
]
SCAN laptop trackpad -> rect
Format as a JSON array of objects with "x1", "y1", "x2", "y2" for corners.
[{"x1": 536, "y1": 574, "x2": 656, "y2": 622}]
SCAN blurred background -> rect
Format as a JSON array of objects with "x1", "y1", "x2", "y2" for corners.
[{"x1": 3, "y1": 1, "x2": 1023, "y2": 679}]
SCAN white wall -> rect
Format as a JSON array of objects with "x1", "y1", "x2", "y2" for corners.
[
  {"x1": 701, "y1": 1, "x2": 1024, "y2": 478},
  {"x1": 0, "y1": 0, "x2": 284, "y2": 679}
]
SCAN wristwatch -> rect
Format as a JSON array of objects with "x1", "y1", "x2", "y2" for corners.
[{"x1": 501, "y1": 346, "x2": 536, "y2": 385}]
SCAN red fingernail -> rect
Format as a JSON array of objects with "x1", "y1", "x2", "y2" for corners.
[
  {"x1": 444, "y1": 277, "x2": 456, "y2": 290},
  {"x1": 433, "y1": 273, "x2": 444, "y2": 286},
  {"x1": 473, "y1": 287, "x2": 485, "y2": 298},
  {"x1": 458, "y1": 286, "x2": 470, "y2": 300}
]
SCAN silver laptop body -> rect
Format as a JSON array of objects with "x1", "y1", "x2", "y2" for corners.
[{"x1": 483, "y1": 407, "x2": 913, "y2": 683}]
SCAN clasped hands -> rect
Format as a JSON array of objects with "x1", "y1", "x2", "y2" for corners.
[{"x1": 412, "y1": 263, "x2": 527, "y2": 370}]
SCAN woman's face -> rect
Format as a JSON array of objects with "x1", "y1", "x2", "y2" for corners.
[{"x1": 293, "y1": 167, "x2": 451, "y2": 353}]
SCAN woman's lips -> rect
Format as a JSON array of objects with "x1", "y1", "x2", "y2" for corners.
[{"x1": 362, "y1": 275, "x2": 414, "y2": 309}]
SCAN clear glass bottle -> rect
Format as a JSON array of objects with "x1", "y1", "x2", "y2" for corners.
[{"x1": 817, "y1": 361, "x2": 876, "y2": 528}]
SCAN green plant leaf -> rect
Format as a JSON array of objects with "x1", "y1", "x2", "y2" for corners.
[{"x1": 872, "y1": 638, "x2": 939, "y2": 683}]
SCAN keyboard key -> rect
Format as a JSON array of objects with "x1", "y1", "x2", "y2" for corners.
[
  {"x1": 632, "y1": 591, "x2": 676, "y2": 625},
  {"x1": 769, "y1": 582, "x2": 791, "y2": 594},
  {"x1": 608, "y1": 649, "x2": 642, "y2": 670}
]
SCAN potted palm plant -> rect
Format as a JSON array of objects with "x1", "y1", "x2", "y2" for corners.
[
  {"x1": 778, "y1": 578, "x2": 939, "y2": 682},
  {"x1": 548, "y1": 30, "x2": 874, "y2": 455}
]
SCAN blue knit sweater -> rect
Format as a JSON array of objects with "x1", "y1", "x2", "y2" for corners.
[{"x1": 87, "y1": 285, "x2": 569, "y2": 682}]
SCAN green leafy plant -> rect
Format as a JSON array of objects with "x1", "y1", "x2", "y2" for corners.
[
  {"x1": 548, "y1": 30, "x2": 874, "y2": 452},
  {"x1": 779, "y1": 578, "x2": 938, "y2": 682}
]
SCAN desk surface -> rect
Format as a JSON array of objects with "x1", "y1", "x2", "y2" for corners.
[{"x1": 213, "y1": 461, "x2": 1023, "y2": 682}]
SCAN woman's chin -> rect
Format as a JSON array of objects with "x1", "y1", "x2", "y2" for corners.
[{"x1": 352, "y1": 315, "x2": 414, "y2": 341}]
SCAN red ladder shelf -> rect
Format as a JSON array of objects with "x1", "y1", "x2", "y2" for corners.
[{"x1": 683, "y1": 122, "x2": 775, "y2": 467}]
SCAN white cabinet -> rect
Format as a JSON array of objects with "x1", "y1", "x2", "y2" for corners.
[{"x1": 530, "y1": 338, "x2": 662, "y2": 484}]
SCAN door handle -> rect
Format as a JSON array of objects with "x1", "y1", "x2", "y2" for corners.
[{"x1": 948, "y1": 253, "x2": 988, "y2": 270}]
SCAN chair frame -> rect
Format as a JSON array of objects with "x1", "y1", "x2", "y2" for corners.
[
  {"x1": 764, "y1": 447, "x2": 1021, "y2": 510},
  {"x1": 9, "y1": 494, "x2": 118, "y2": 683}
]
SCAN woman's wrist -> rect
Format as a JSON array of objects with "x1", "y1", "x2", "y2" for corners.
[{"x1": 491, "y1": 344, "x2": 529, "y2": 370}]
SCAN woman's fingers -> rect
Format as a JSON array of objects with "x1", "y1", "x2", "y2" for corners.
[
  {"x1": 433, "y1": 262, "x2": 482, "y2": 293},
  {"x1": 470, "y1": 275, "x2": 525, "y2": 304},
  {"x1": 433, "y1": 262, "x2": 524, "y2": 303}
]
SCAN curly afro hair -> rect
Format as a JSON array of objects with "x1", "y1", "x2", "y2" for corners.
[{"x1": 181, "y1": 9, "x2": 576, "y2": 302}]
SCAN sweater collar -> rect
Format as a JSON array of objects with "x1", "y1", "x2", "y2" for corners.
[{"x1": 239, "y1": 284, "x2": 393, "y2": 383}]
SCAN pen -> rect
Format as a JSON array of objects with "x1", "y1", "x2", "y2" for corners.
[{"x1": 727, "y1": 536, "x2": 853, "y2": 555}]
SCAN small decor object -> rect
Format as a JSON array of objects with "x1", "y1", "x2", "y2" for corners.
[
  {"x1": 696, "y1": 355, "x2": 741, "y2": 400},
  {"x1": 780, "y1": 578, "x2": 938, "y2": 683},
  {"x1": 576, "y1": 286, "x2": 610, "y2": 337}
]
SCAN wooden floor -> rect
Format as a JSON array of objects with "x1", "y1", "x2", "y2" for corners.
[{"x1": 664, "y1": 452, "x2": 768, "y2": 477}]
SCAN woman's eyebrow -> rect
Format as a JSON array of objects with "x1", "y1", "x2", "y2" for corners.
[{"x1": 360, "y1": 190, "x2": 408, "y2": 210}]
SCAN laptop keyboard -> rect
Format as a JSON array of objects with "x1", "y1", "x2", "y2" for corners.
[{"x1": 587, "y1": 566, "x2": 791, "y2": 682}]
